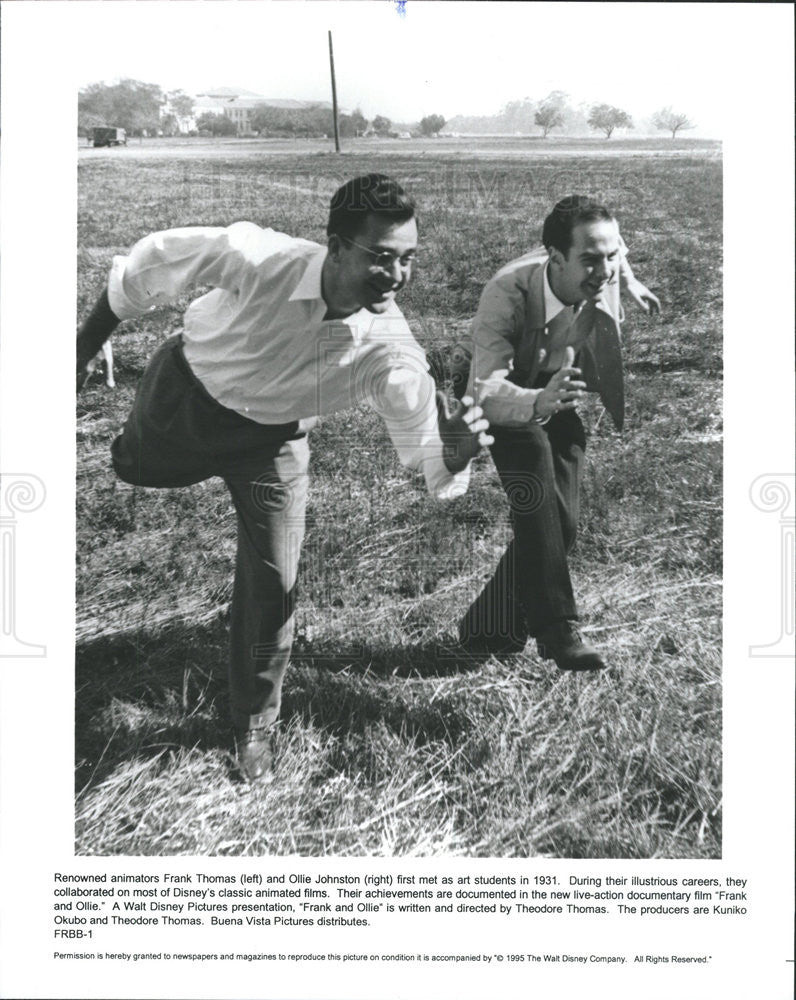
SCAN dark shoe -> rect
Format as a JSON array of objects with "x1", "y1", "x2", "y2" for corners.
[
  {"x1": 234, "y1": 728, "x2": 273, "y2": 782},
  {"x1": 536, "y1": 621, "x2": 606, "y2": 672}
]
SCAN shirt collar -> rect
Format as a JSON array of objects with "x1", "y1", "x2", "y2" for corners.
[
  {"x1": 543, "y1": 261, "x2": 592, "y2": 321},
  {"x1": 289, "y1": 248, "x2": 327, "y2": 302},
  {"x1": 543, "y1": 261, "x2": 569, "y2": 323},
  {"x1": 289, "y1": 248, "x2": 404, "y2": 336}
]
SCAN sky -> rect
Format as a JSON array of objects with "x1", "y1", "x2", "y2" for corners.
[{"x1": 61, "y1": 0, "x2": 779, "y2": 138}]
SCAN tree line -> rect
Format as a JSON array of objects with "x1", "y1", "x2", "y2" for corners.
[
  {"x1": 79, "y1": 80, "x2": 197, "y2": 136},
  {"x1": 78, "y1": 79, "x2": 695, "y2": 140},
  {"x1": 78, "y1": 79, "x2": 449, "y2": 139},
  {"x1": 447, "y1": 91, "x2": 696, "y2": 138}
]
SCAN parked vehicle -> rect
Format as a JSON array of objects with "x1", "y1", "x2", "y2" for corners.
[{"x1": 92, "y1": 127, "x2": 127, "y2": 148}]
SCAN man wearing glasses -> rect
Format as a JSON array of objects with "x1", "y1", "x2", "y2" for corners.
[{"x1": 76, "y1": 173, "x2": 491, "y2": 781}]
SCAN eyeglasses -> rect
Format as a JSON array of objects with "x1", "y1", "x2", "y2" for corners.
[{"x1": 343, "y1": 237, "x2": 418, "y2": 272}]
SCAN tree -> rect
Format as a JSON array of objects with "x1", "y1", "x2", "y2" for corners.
[
  {"x1": 372, "y1": 115, "x2": 392, "y2": 136},
  {"x1": 166, "y1": 90, "x2": 194, "y2": 120},
  {"x1": 250, "y1": 104, "x2": 287, "y2": 135},
  {"x1": 339, "y1": 107, "x2": 367, "y2": 138},
  {"x1": 535, "y1": 101, "x2": 564, "y2": 138},
  {"x1": 292, "y1": 105, "x2": 333, "y2": 137},
  {"x1": 445, "y1": 92, "x2": 590, "y2": 137},
  {"x1": 652, "y1": 106, "x2": 696, "y2": 139},
  {"x1": 159, "y1": 113, "x2": 180, "y2": 137},
  {"x1": 78, "y1": 109, "x2": 105, "y2": 137},
  {"x1": 419, "y1": 113, "x2": 446, "y2": 136},
  {"x1": 502, "y1": 98, "x2": 537, "y2": 133},
  {"x1": 165, "y1": 90, "x2": 194, "y2": 133},
  {"x1": 534, "y1": 91, "x2": 571, "y2": 138},
  {"x1": 196, "y1": 112, "x2": 237, "y2": 137},
  {"x1": 250, "y1": 104, "x2": 332, "y2": 137},
  {"x1": 78, "y1": 79, "x2": 164, "y2": 136},
  {"x1": 587, "y1": 103, "x2": 633, "y2": 138}
]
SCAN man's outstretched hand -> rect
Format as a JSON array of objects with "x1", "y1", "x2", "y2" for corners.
[
  {"x1": 436, "y1": 391, "x2": 493, "y2": 474},
  {"x1": 534, "y1": 346, "x2": 586, "y2": 421},
  {"x1": 625, "y1": 279, "x2": 661, "y2": 315}
]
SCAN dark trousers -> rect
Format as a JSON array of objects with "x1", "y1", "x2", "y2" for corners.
[
  {"x1": 111, "y1": 335, "x2": 309, "y2": 730},
  {"x1": 463, "y1": 406, "x2": 585, "y2": 644}
]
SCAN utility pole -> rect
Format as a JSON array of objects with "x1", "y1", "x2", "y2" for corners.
[{"x1": 328, "y1": 30, "x2": 341, "y2": 153}]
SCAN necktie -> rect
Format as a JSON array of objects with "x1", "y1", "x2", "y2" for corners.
[
  {"x1": 543, "y1": 306, "x2": 576, "y2": 371},
  {"x1": 576, "y1": 299, "x2": 624, "y2": 430}
]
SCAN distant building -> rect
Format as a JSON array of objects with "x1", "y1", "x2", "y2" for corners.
[{"x1": 162, "y1": 86, "x2": 333, "y2": 136}]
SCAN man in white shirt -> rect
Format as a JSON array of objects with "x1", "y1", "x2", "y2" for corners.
[
  {"x1": 454, "y1": 195, "x2": 659, "y2": 671},
  {"x1": 76, "y1": 173, "x2": 491, "y2": 780}
]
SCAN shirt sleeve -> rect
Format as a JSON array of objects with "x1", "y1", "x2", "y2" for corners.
[
  {"x1": 107, "y1": 222, "x2": 272, "y2": 320},
  {"x1": 364, "y1": 342, "x2": 470, "y2": 501},
  {"x1": 617, "y1": 231, "x2": 636, "y2": 289},
  {"x1": 470, "y1": 273, "x2": 540, "y2": 426}
]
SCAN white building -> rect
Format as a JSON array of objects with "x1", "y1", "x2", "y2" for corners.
[{"x1": 162, "y1": 86, "x2": 332, "y2": 136}]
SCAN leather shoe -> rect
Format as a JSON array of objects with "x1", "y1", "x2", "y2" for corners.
[
  {"x1": 536, "y1": 621, "x2": 606, "y2": 672},
  {"x1": 234, "y1": 728, "x2": 273, "y2": 782}
]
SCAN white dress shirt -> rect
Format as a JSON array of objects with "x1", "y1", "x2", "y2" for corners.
[{"x1": 107, "y1": 222, "x2": 468, "y2": 499}]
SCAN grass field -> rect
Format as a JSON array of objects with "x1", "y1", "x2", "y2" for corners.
[{"x1": 76, "y1": 137, "x2": 722, "y2": 858}]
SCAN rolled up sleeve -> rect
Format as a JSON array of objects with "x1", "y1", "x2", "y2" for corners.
[
  {"x1": 617, "y1": 232, "x2": 634, "y2": 289},
  {"x1": 107, "y1": 222, "x2": 269, "y2": 320},
  {"x1": 366, "y1": 353, "x2": 470, "y2": 501}
]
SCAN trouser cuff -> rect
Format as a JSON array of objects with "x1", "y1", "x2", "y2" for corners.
[{"x1": 232, "y1": 711, "x2": 277, "y2": 732}]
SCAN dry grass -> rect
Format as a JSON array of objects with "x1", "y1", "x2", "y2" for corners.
[{"x1": 76, "y1": 137, "x2": 722, "y2": 857}]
